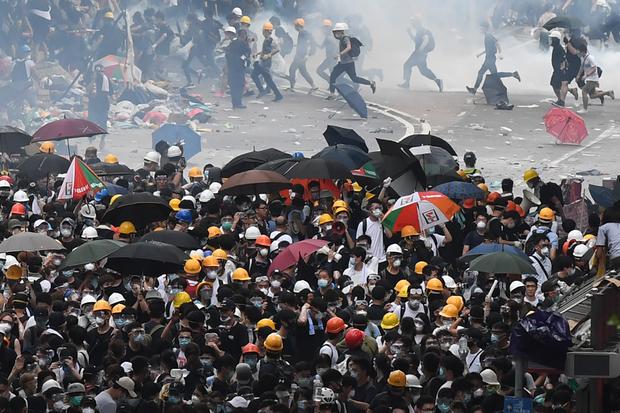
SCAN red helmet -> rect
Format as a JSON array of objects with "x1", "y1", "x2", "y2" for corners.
[
  {"x1": 326, "y1": 317, "x2": 346, "y2": 334},
  {"x1": 242, "y1": 343, "x2": 260, "y2": 354},
  {"x1": 344, "y1": 328, "x2": 364, "y2": 349},
  {"x1": 10, "y1": 203, "x2": 26, "y2": 216}
]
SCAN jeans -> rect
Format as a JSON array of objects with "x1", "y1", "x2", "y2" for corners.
[
  {"x1": 329, "y1": 61, "x2": 371, "y2": 93},
  {"x1": 289, "y1": 56, "x2": 314, "y2": 88},
  {"x1": 473, "y1": 56, "x2": 513, "y2": 90},
  {"x1": 403, "y1": 52, "x2": 437, "y2": 83},
  {"x1": 251, "y1": 62, "x2": 282, "y2": 98}
]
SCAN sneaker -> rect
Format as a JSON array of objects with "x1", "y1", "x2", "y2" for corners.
[
  {"x1": 436, "y1": 79, "x2": 444, "y2": 92},
  {"x1": 273, "y1": 95, "x2": 283, "y2": 102},
  {"x1": 285, "y1": 86, "x2": 295, "y2": 92},
  {"x1": 569, "y1": 88, "x2": 579, "y2": 100},
  {"x1": 551, "y1": 100, "x2": 565, "y2": 107},
  {"x1": 610, "y1": 90, "x2": 615, "y2": 100},
  {"x1": 370, "y1": 81, "x2": 376, "y2": 94},
  {"x1": 466, "y1": 86, "x2": 476, "y2": 94},
  {"x1": 577, "y1": 108, "x2": 588, "y2": 114},
  {"x1": 257, "y1": 91, "x2": 269, "y2": 98},
  {"x1": 243, "y1": 90, "x2": 255, "y2": 97},
  {"x1": 325, "y1": 94, "x2": 337, "y2": 100},
  {"x1": 184, "y1": 82, "x2": 196, "y2": 88},
  {"x1": 397, "y1": 82, "x2": 410, "y2": 89},
  {"x1": 308, "y1": 87, "x2": 319, "y2": 94},
  {"x1": 513, "y1": 71, "x2": 521, "y2": 82}
]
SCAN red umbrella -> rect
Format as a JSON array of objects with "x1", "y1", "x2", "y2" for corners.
[
  {"x1": 544, "y1": 107, "x2": 588, "y2": 145},
  {"x1": 32, "y1": 118, "x2": 107, "y2": 142},
  {"x1": 268, "y1": 239, "x2": 328, "y2": 275}
]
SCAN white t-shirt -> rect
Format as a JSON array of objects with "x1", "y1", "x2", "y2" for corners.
[
  {"x1": 319, "y1": 341, "x2": 339, "y2": 367},
  {"x1": 344, "y1": 263, "x2": 372, "y2": 286},
  {"x1": 465, "y1": 349, "x2": 483, "y2": 373},
  {"x1": 581, "y1": 54, "x2": 599, "y2": 82},
  {"x1": 356, "y1": 218, "x2": 386, "y2": 263},
  {"x1": 427, "y1": 234, "x2": 446, "y2": 256}
]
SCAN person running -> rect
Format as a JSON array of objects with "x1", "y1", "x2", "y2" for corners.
[
  {"x1": 398, "y1": 16, "x2": 443, "y2": 92},
  {"x1": 575, "y1": 42, "x2": 614, "y2": 113},
  {"x1": 326, "y1": 22, "x2": 376, "y2": 100},
  {"x1": 316, "y1": 19, "x2": 338, "y2": 86},
  {"x1": 181, "y1": 13, "x2": 220, "y2": 88},
  {"x1": 466, "y1": 21, "x2": 520, "y2": 95},
  {"x1": 288, "y1": 18, "x2": 317, "y2": 93},
  {"x1": 251, "y1": 22, "x2": 283, "y2": 102}
]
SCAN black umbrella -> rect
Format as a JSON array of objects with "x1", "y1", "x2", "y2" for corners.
[
  {"x1": 101, "y1": 192, "x2": 172, "y2": 228},
  {"x1": 90, "y1": 162, "x2": 135, "y2": 177},
  {"x1": 257, "y1": 157, "x2": 352, "y2": 179},
  {"x1": 543, "y1": 15, "x2": 584, "y2": 31},
  {"x1": 399, "y1": 134, "x2": 457, "y2": 156},
  {"x1": 139, "y1": 230, "x2": 200, "y2": 250},
  {"x1": 220, "y1": 170, "x2": 292, "y2": 195},
  {"x1": 482, "y1": 75, "x2": 509, "y2": 105},
  {"x1": 334, "y1": 84, "x2": 368, "y2": 119},
  {"x1": 323, "y1": 125, "x2": 369, "y2": 152},
  {"x1": 0, "y1": 126, "x2": 32, "y2": 155},
  {"x1": 414, "y1": 146, "x2": 461, "y2": 188},
  {"x1": 106, "y1": 241, "x2": 188, "y2": 275},
  {"x1": 312, "y1": 144, "x2": 371, "y2": 170},
  {"x1": 17, "y1": 153, "x2": 70, "y2": 179},
  {"x1": 376, "y1": 138, "x2": 427, "y2": 188},
  {"x1": 221, "y1": 148, "x2": 291, "y2": 178}
]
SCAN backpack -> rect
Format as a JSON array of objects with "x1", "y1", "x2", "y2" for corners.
[
  {"x1": 274, "y1": 359, "x2": 294, "y2": 386},
  {"x1": 423, "y1": 30, "x2": 435, "y2": 53},
  {"x1": 349, "y1": 37, "x2": 363, "y2": 57},
  {"x1": 524, "y1": 228, "x2": 551, "y2": 256}
]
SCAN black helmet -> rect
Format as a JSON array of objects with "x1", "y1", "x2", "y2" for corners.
[{"x1": 464, "y1": 151, "x2": 476, "y2": 165}]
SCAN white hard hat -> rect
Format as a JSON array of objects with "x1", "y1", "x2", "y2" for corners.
[
  {"x1": 80, "y1": 204, "x2": 97, "y2": 219},
  {"x1": 144, "y1": 151, "x2": 161, "y2": 164},
  {"x1": 573, "y1": 244, "x2": 588, "y2": 258},
  {"x1": 109, "y1": 292, "x2": 126, "y2": 306},
  {"x1": 39, "y1": 279, "x2": 51, "y2": 293},
  {"x1": 405, "y1": 374, "x2": 423, "y2": 389},
  {"x1": 386, "y1": 244, "x2": 403, "y2": 255},
  {"x1": 333, "y1": 22, "x2": 349, "y2": 31},
  {"x1": 549, "y1": 30, "x2": 562, "y2": 40},
  {"x1": 81, "y1": 294, "x2": 97, "y2": 306},
  {"x1": 34, "y1": 219, "x2": 50, "y2": 230},
  {"x1": 0, "y1": 180, "x2": 10, "y2": 188},
  {"x1": 293, "y1": 280, "x2": 311, "y2": 294},
  {"x1": 199, "y1": 189, "x2": 215, "y2": 203},
  {"x1": 442, "y1": 275, "x2": 457, "y2": 289},
  {"x1": 13, "y1": 190, "x2": 28, "y2": 203},
  {"x1": 244, "y1": 226, "x2": 261, "y2": 240},
  {"x1": 181, "y1": 195, "x2": 196, "y2": 208},
  {"x1": 232, "y1": 7, "x2": 242, "y2": 16},
  {"x1": 41, "y1": 379, "x2": 62, "y2": 394},
  {"x1": 209, "y1": 182, "x2": 222, "y2": 194},
  {"x1": 481, "y1": 369, "x2": 500, "y2": 386},
  {"x1": 81, "y1": 226, "x2": 98, "y2": 239},
  {"x1": 567, "y1": 230, "x2": 584, "y2": 242},
  {"x1": 167, "y1": 145, "x2": 182, "y2": 158},
  {"x1": 3, "y1": 255, "x2": 19, "y2": 270},
  {"x1": 509, "y1": 280, "x2": 525, "y2": 292},
  {"x1": 224, "y1": 26, "x2": 237, "y2": 34},
  {"x1": 318, "y1": 387, "x2": 336, "y2": 404}
]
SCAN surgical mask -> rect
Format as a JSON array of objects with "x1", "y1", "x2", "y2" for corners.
[
  {"x1": 115, "y1": 318, "x2": 127, "y2": 328},
  {"x1": 408, "y1": 299, "x2": 420, "y2": 309},
  {"x1": 389, "y1": 344, "x2": 402, "y2": 355},
  {"x1": 440, "y1": 341, "x2": 451, "y2": 351},
  {"x1": 250, "y1": 297, "x2": 263, "y2": 308},
  {"x1": 317, "y1": 279, "x2": 329, "y2": 288},
  {"x1": 259, "y1": 248, "x2": 269, "y2": 257},
  {"x1": 83, "y1": 408, "x2": 95, "y2": 413},
  {"x1": 207, "y1": 270, "x2": 218, "y2": 279},
  {"x1": 245, "y1": 355, "x2": 258, "y2": 369},
  {"x1": 271, "y1": 280, "x2": 281, "y2": 288},
  {"x1": 392, "y1": 259, "x2": 401, "y2": 268},
  {"x1": 414, "y1": 319, "x2": 424, "y2": 332},
  {"x1": 438, "y1": 366, "x2": 446, "y2": 378},
  {"x1": 133, "y1": 333, "x2": 146, "y2": 343},
  {"x1": 541, "y1": 247, "x2": 550, "y2": 257},
  {"x1": 179, "y1": 337, "x2": 191, "y2": 347},
  {"x1": 60, "y1": 228, "x2": 73, "y2": 237},
  {"x1": 443, "y1": 319, "x2": 452, "y2": 327},
  {"x1": 84, "y1": 263, "x2": 95, "y2": 271},
  {"x1": 69, "y1": 395, "x2": 83, "y2": 406},
  {"x1": 506, "y1": 222, "x2": 516, "y2": 229},
  {"x1": 371, "y1": 208, "x2": 382, "y2": 217},
  {"x1": 476, "y1": 221, "x2": 486, "y2": 231},
  {"x1": 324, "y1": 224, "x2": 332, "y2": 232},
  {"x1": 222, "y1": 222, "x2": 233, "y2": 231},
  {"x1": 168, "y1": 395, "x2": 181, "y2": 405},
  {"x1": 95, "y1": 316, "x2": 105, "y2": 327},
  {"x1": 463, "y1": 392, "x2": 472, "y2": 404},
  {"x1": 349, "y1": 257, "x2": 356, "y2": 266},
  {"x1": 490, "y1": 333, "x2": 501, "y2": 344},
  {"x1": 298, "y1": 400, "x2": 309, "y2": 410},
  {"x1": 437, "y1": 402, "x2": 451, "y2": 413},
  {"x1": 567, "y1": 267, "x2": 576, "y2": 276},
  {"x1": 473, "y1": 388, "x2": 484, "y2": 398},
  {"x1": 53, "y1": 400, "x2": 65, "y2": 412}
]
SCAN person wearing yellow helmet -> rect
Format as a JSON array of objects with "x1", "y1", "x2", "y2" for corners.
[
  {"x1": 250, "y1": 19, "x2": 283, "y2": 102},
  {"x1": 523, "y1": 168, "x2": 564, "y2": 212},
  {"x1": 524, "y1": 206, "x2": 559, "y2": 260},
  {"x1": 288, "y1": 17, "x2": 318, "y2": 93}
]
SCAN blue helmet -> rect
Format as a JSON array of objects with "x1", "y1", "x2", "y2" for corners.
[
  {"x1": 95, "y1": 188, "x2": 109, "y2": 202},
  {"x1": 292, "y1": 151, "x2": 304, "y2": 159},
  {"x1": 175, "y1": 209, "x2": 193, "y2": 224}
]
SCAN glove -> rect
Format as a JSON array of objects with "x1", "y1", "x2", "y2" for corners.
[{"x1": 382, "y1": 177, "x2": 392, "y2": 188}]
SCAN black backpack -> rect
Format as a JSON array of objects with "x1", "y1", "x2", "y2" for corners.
[{"x1": 349, "y1": 37, "x2": 363, "y2": 57}]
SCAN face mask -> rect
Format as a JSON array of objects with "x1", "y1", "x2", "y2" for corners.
[
  {"x1": 53, "y1": 400, "x2": 65, "y2": 412},
  {"x1": 83, "y1": 408, "x2": 95, "y2": 413},
  {"x1": 324, "y1": 224, "x2": 332, "y2": 232},
  {"x1": 541, "y1": 247, "x2": 550, "y2": 257},
  {"x1": 69, "y1": 395, "x2": 83, "y2": 406},
  {"x1": 389, "y1": 345, "x2": 401, "y2": 356},
  {"x1": 179, "y1": 337, "x2": 191, "y2": 347},
  {"x1": 207, "y1": 270, "x2": 217, "y2": 280},
  {"x1": 371, "y1": 208, "x2": 382, "y2": 217},
  {"x1": 200, "y1": 289, "x2": 212, "y2": 302},
  {"x1": 115, "y1": 318, "x2": 127, "y2": 328},
  {"x1": 271, "y1": 280, "x2": 281, "y2": 288},
  {"x1": 245, "y1": 355, "x2": 258, "y2": 369},
  {"x1": 438, "y1": 366, "x2": 446, "y2": 379},
  {"x1": 298, "y1": 400, "x2": 309, "y2": 410},
  {"x1": 490, "y1": 333, "x2": 501, "y2": 344},
  {"x1": 408, "y1": 299, "x2": 420, "y2": 309},
  {"x1": 437, "y1": 402, "x2": 451, "y2": 413},
  {"x1": 221, "y1": 316, "x2": 231, "y2": 323},
  {"x1": 440, "y1": 341, "x2": 451, "y2": 351},
  {"x1": 36, "y1": 319, "x2": 48, "y2": 329},
  {"x1": 95, "y1": 316, "x2": 105, "y2": 327},
  {"x1": 315, "y1": 312, "x2": 325, "y2": 320},
  {"x1": 463, "y1": 392, "x2": 472, "y2": 404},
  {"x1": 349, "y1": 256, "x2": 356, "y2": 266},
  {"x1": 317, "y1": 279, "x2": 329, "y2": 288},
  {"x1": 392, "y1": 259, "x2": 401, "y2": 268},
  {"x1": 259, "y1": 248, "x2": 269, "y2": 257},
  {"x1": 414, "y1": 320, "x2": 424, "y2": 332},
  {"x1": 443, "y1": 319, "x2": 452, "y2": 327},
  {"x1": 473, "y1": 388, "x2": 484, "y2": 398},
  {"x1": 38, "y1": 229, "x2": 48, "y2": 234},
  {"x1": 168, "y1": 395, "x2": 181, "y2": 405},
  {"x1": 476, "y1": 221, "x2": 486, "y2": 231},
  {"x1": 61, "y1": 228, "x2": 73, "y2": 237},
  {"x1": 297, "y1": 377, "x2": 312, "y2": 389},
  {"x1": 222, "y1": 222, "x2": 233, "y2": 231},
  {"x1": 567, "y1": 267, "x2": 576, "y2": 276}
]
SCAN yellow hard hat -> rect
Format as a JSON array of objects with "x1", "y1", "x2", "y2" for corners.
[
  {"x1": 332, "y1": 200, "x2": 347, "y2": 211},
  {"x1": 93, "y1": 300, "x2": 112, "y2": 312},
  {"x1": 6, "y1": 265, "x2": 22, "y2": 280},
  {"x1": 184, "y1": 258, "x2": 202, "y2": 275},
  {"x1": 212, "y1": 249, "x2": 228, "y2": 261},
  {"x1": 112, "y1": 303, "x2": 126, "y2": 315},
  {"x1": 188, "y1": 167, "x2": 203, "y2": 178},
  {"x1": 426, "y1": 277, "x2": 443, "y2": 292},
  {"x1": 397, "y1": 285, "x2": 410, "y2": 298},
  {"x1": 110, "y1": 194, "x2": 122, "y2": 205},
  {"x1": 414, "y1": 261, "x2": 428, "y2": 274},
  {"x1": 323, "y1": 19, "x2": 333, "y2": 27},
  {"x1": 264, "y1": 333, "x2": 284, "y2": 351},
  {"x1": 202, "y1": 256, "x2": 219, "y2": 268},
  {"x1": 40, "y1": 141, "x2": 55, "y2": 153},
  {"x1": 538, "y1": 207, "x2": 555, "y2": 223},
  {"x1": 401, "y1": 225, "x2": 419, "y2": 238},
  {"x1": 232, "y1": 268, "x2": 251, "y2": 281},
  {"x1": 352, "y1": 182, "x2": 363, "y2": 192},
  {"x1": 104, "y1": 11, "x2": 114, "y2": 19},
  {"x1": 173, "y1": 291, "x2": 191, "y2": 309},
  {"x1": 119, "y1": 221, "x2": 136, "y2": 235},
  {"x1": 439, "y1": 303, "x2": 459, "y2": 318},
  {"x1": 387, "y1": 370, "x2": 406, "y2": 388},
  {"x1": 240, "y1": 15, "x2": 251, "y2": 24},
  {"x1": 104, "y1": 154, "x2": 118, "y2": 164},
  {"x1": 256, "y1": 318, "x2": 276, "y2": 330},
  {"x1": 446, "y1": 295, "x2": 464, "y2": 312},
  {"x1": 318, "y1": 213, "x2": 334, "y2": 225},
  {"x1": 295, "y1": 18, "x2": 305, "y2": 26},
  {"x1": 169, "y1": 198, "x2": 181, "y2": 211},
  {"x1": 523, "y1": 168, "x2": 539, "y2": 183},
  {"x1": 394, "y1": 279, "x2": 411, "y2": 293},
  {"x1": 333, "y1": 207, "x2": 349, "y2": 216},
  {"x1": 208, "y1": 226, "x2": 222, "y2": 239},
  {"x1": 263, "y1": 22, "x2": 274, "y2": 31},
  {"x1": 380, "y1": 312, "x2": 400, "y2": 330},
  {"x1": 477, "y1": 183, "x2": 489, "y2": 193}
]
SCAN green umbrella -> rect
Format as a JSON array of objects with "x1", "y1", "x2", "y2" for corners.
[
  {"x1": 59, "y1": 239, "x2": 126, "y2": 270},
  {"x1": 468, "y1": 251, "x2": 537, "y2": 274}
]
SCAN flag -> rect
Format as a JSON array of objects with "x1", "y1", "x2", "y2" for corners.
[{"x1": 58, "y1": 157, "x2": 105, "y2": 200}]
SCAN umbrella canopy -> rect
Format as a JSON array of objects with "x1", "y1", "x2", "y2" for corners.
[
  {"x1": 413, "y1": 146, "x2": 461, "y2": 187},
  {"x1": 90, "y1": 162, "x2": 135, "y2": 177},
  {"x1": 221, "y1": 148, "x2": 291, "y2": 178},
  {"x1": 335, "y1": 83, "x2": 368, "y2": 119},
  {"x1": 139, "y1": 230, "x2": 200, "y2": 250},
  {"x1": 312, "y1": 144, "x2": 371, "y2": 170},
  {"x1": 375, "y1": 138, "x2": 428, "y2": 191},
  {"x1": 17, "y1": 153, "x2": 70, "y2": 179},
  {"x1": 589, "y1": 183, "x2": 620, "y2": 208},
  {"x1": 32, "y1": 118, "x2": 107, "y2": 142},
  {"x1": 220, "y1": 170, "x2": 291, "y2": 195},
  {"x1": 0, "y1": 126, "x2": 32, "y2": 155},
  {"x1": 323, "y1": 125, "x2": 369, "y2": 152},
  {"x1": 94, "y1": 54, "x2": 142, "y2": 81},
  {"x1": 268, "y1": 239, "x2": 328, "y2": 275},
  {"x1": 460, "y1": 243, "x2": 529, "y2": 263},
  {"x1": 104, "y1": 183, "x2": 130, "y2": 196},
  {"x1": 59, "y1": 239, "x2": 126, "y2": 270},
  {"x1": 0, "y1": 232, "x2": 64, "y2": 253},
  {"x1": 257, "y1": 158, "x2": 352, "y2": 180},
  {"x1": 382, "y1": 191, "x2": 460, "y2": 232},
  {"x1": 57, "y1": 157, "x2": 105, "y2": 200},
  {"x1": 106, "y1": 241, "x2": 188, "y2": 275},
  {"x1": 152, "y1": 123, "x2": 201, "y2": 160},
  {"x1": 543, "y1": 15, "x2": 584, "y2": 30},
  {"x1": 469, "y1": 251, "x2": 537, "y2": 274},
  {"x1": 433, "y1": 181, "x2": 485, "y2": 200},
  {"x1": 351, "y1": 160, "x2": 380, "y2": 188},
  {"x1": 544, "y1": 107, "x2": 588, "y2": 145},
  {"x1": 482, "y1": 75, "x2": 509, "y2": 105},
  {"x1": 399, "y1": 134, "x2": 457, "y2": 156},
  {"x1": 101, "y1": 192, "x2": 172, "y2": 228}
]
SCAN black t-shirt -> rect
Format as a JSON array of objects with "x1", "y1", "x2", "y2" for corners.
[
  {"x1": 464, "y1": 230, "x2": 485, "y2": 249},
  {"x1": 482, "y1": 392, "x2": 505, "y2": 413},
  {"x1": 540, "y1": 182, "x2": 564, "y2": 207},
  {"x1": 211, "y1": 376, "x2": 233, "y2": 397},
  {"x1": 294, "y1": 316, "x2": 325, "y2": 362},
  {"x1": 218, "y1": 322, "x2": 248, "y2": 362},
  {"x1": 350, "y1": 380, "x2": 378, "y2": 413},
  {"x1": 61, "y1": 237, "x2": 85, "y2": 252},
  {"x1": 86, "y1": 326, "x2": 113, "y2": 368},
  {"x1": 380, "y1": 268, "x2": 407, "y2": 291},
  {"x1": 369, "y1": 391, "x2": 409, "y2": 411}
]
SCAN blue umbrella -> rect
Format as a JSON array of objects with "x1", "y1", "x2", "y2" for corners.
[
  {"x1": 589, "y1": 184, "x2": 620, "y2": 208},
  {"x1": 433, "y1": 181, "x2": 485, "y2": 200},
  {"x1": 152, "y1": 123, "x2": 201, "y2": 160},
  {"x1": 461, "y1": 243, "x2": 529, "y2": 263},
  {"x1": 334, "y1": 84, "x2": 368, "y2": 119}
]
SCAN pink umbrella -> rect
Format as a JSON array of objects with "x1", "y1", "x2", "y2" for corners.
[
  {"x1": 544, "y1": 107, "x2": 588, "y2": 145},
  {"x1": 268, "y1": 239, "x2": 328, "y2": 275},
  {"x1": 32, "y1": 118, "x2": 107, "y2": 142}
]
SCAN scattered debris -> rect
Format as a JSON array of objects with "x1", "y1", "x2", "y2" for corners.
[{"x1": 368, "y1": 127, "x2": 394, "y2": 134}]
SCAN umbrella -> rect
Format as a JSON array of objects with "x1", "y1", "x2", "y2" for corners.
[
  {"x1": 59, "y1": 239, "x2": 126, "y2": 270},
  {"x1": 101, "y1": 192, "x2": 172, "y2": 228},
  {"x1": 469, "y1": 251, "x2": 537, "y2": 274},
  {"x1": 220, "y1": 170, "x2": 291, "y2": 195},
  {"x1": 460, "y1": 243, "x2": 529, "y2": 263},
  {"x1": 0, "y1": 232, "x2": 64, "y2": 253},
  {"x1": 411, "y1": 146, "x2": 461, "y2": 187},
  {"x1": 268, "y1": 239, "x2": 328, "y2": 275},
  {"x1": 221, "y1": 148, "x2": 291, "y2": 178},
  {"x1": 32, "y1": 118, "x2": 106, "y2": 142},
  {"x1": 257, "y1": 158, "x2": 352, "y2": 180},
  {"x1": 351, "y1": 160, "x2": 381, "y2": 187},
  {"x1": 312, "y1": 144, "x2": 371, "y2": 170},
  {"x1": 17, "y1": 153, "x2": 70, "y2": 179},
  {"x1": 335, "y1": 83, "x2": 368, "y2": 119},
  {"x1": 57, "y1": 157, "x2": 105, "y2": 200},
  {"x1": 482, "y1": 75, "x2": 509, "y2": 105},
  {"x1": 375, "y1": 138, "x2": 428, "y2": 191},
  {"x1": 543, "y1": 15, "x2": 584, "y2": 31},
  {"x1": 90, "y1": 162, "x2": 135, "y2": 177},
  {"x1": 94, "y1": 54, "x2": 142, "y2": 81},
  {"x1": 152, "y1": 123, "x2": 201, "y2": 160},
  {"x1": 399, "y1": 134, "x2": 457, "y2": 156},
  {"x1": 139, "y1": 230, "x2": 200, "y2": 250},
  {"x1": 106, "y1": 241, "x2": 188, "y2": 275},
  {"x1": 382, "y1": 191, "x2": 460, "y2": 232},
  {"x1": 323, "y1": 125, "x2": 369, "y2": 152},
  {"x1": 432, "y1": 181, "x2": 485, "y2": 200},
  {"x1": 0, "y1": 126, "x2": 31, "y2": 155},
  {"x1": 544, "y1": 107, "x2": 588, "y2": 145},
  {"x1": 589, "y1": 182, "x2": 620, "y2": 208},
  {"x1": 105, "y1": 183, "x2": 130, "y2": 196}
]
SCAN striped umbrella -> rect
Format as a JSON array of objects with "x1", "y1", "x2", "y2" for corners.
[{"x1": 381, "y1": 191, "x2": 460, "y2": 232}]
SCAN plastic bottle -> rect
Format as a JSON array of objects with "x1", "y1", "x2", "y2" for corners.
[{"x1": 312, "y1": 374, "x2": 323, "y2": 403}]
